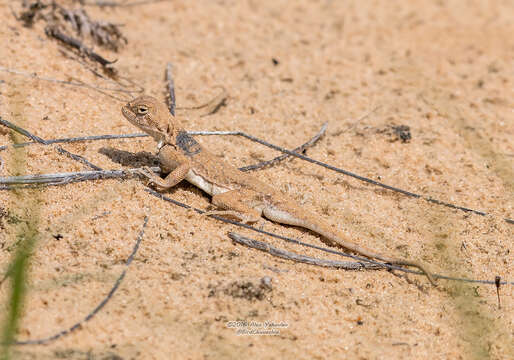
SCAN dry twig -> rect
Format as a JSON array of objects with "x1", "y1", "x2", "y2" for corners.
[
  {"x1": 14, "y1": 1, "x2": 127, "y2": 73},
  {"x1": 239, "y1": 123, "x2": 327, "y2": 172},
  {"x1": 176, "y1": 86, "x2": 228, "y2": 117},
  {"x1": 229, "y1": 232, "x2": 383, "y2": 270},
  {"x1": 0, "y1": 66, "x2": 140, "y2": 101},
  {"x1": 45, "y1": 26, "x2": 116, "y2": 67},
  {"x1": 17, "y1": 1, "x2": 127, "y2": 51},
  {"x1": 0, "y1": 168, "x2": 156, "y2": 189},
  {"x1": 165, "y1": 62, "x2": 176, "y2": 116},
  {"x1": 11, "y1": 216, "x2": 148, "y2": 345}
]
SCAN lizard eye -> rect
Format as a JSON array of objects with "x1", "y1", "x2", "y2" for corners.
[{"x1": 136, "y1": 105, "x2": 149, "y2": 115}]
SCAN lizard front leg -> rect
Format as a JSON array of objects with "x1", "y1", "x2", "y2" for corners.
[{"x1": 137, "y1": 144, "x2": 191, "y2": 191}]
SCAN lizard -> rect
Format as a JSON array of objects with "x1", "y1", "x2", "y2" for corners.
[{"x1": 121, "y1": 95, "x2": 436, "y2": 285}]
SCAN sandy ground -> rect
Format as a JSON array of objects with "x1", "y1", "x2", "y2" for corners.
[{"x1": 0, "y1": 0, "x2": 513, "y2": 359}]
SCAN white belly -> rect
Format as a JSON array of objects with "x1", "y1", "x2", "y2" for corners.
[{"x1": 185, "y1": 170, "x2": 230, "y2": 196}]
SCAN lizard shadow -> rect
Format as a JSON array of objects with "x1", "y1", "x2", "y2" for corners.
[
  {"x1": 99, "y1": 147, "x2": 159, "y2": 168},
  {"x1": 99, "y1": 147, "x2": 206, "y2": 195}
]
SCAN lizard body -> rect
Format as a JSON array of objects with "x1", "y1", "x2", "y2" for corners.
[{"x1": 122, "y1": 95, "x2": 435, "y2": 285}]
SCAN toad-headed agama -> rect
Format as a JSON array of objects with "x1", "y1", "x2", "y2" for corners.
[{"x1": 122, "y1": 95, "x2": 435, "y2": 285}]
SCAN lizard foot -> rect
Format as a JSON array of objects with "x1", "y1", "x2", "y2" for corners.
[
  {"x1": 135, "y1": 166, "x2": 163, "y2": 189},
  {"x1": 135, "y1": 166, "x2": 156, "y2": 180}
]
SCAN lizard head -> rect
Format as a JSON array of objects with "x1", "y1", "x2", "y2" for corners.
[{"x1": 122, "y1": 95, "x2": 177, "y2": 144}]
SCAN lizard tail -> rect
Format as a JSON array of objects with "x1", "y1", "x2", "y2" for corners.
[
  {"x1": 302, "y1": 220, "x2": 437, "y2": 286},
  {"x1": 261, "y1": 204, "x2": 436, "y2": 285}
]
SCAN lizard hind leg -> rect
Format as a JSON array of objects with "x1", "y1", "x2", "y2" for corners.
[{"x1": 206, "y1": 189, "x2": 265, "y2": 224}]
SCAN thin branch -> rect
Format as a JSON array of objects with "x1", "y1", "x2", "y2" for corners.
[
  {"x1": 239, "y1": 122, "x2": 327, "y2": 172},
  {"x1": 11, "y1": 216, "x2": 148, "y2": 345},
  {"x1": 0, "y1": 168, "x2": 156, "y2": 189},
  {"x1": 45, "y1": 26, "x2": 116, "y2": 67},
  {"x1": 165, "y1": 62, "x2": 176, "y2": 116},
  {"x1": 331, "y1": 105, "x2": 381, "y2": 137},
  {"x1": 0, "y1": 66, "x2": 139, "y2": 101},
  {"x1": 200, "y1": 86, "x2": 228, "y2": 117},
  {"x1": 0, "y1": 133, "x2": 149, "y2": 152},
  {"x1": 45, "y1": 133, "x2": 147, "y2": 144},
  {"x1": 176, "y1": 86, "x2": 228, "y2": 116},
  {"x1": 55, "y1": 146, "x2": 102, "y2": 171},
  {"x1": 228, "y1": 232, "x2": 383, "y2": 270},
  {"x1": 0, "y1": 117, "x2": 47, "y2": 145},
  {"x1": 62, "y1": 78, "x2": 128, "y2": 101},
  {"x1": 0, "y1": 63, "x2": 140, "y2": 95},
  {"x1": 0, "y1": 66, "x2": 83, "y2": 88},
  {"x1": 214, "y1": 129, "x2": 514, "y2": 225},
  {"x1": 145, "y1": 188, "x2": 513, "y2": 286}
]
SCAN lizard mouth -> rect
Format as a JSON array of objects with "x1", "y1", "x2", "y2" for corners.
[{"x1": 121, "y1": 105, "x2": 137, "y2": 122}]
